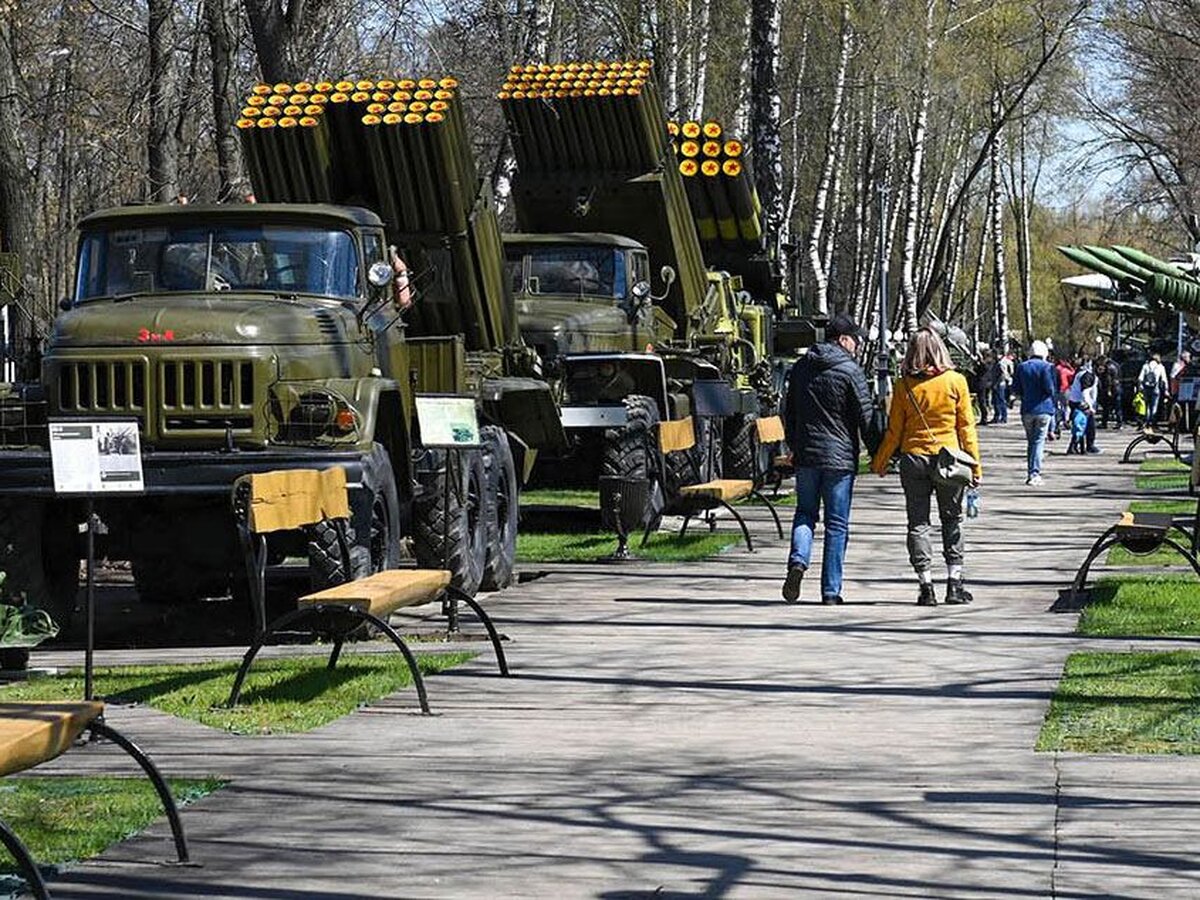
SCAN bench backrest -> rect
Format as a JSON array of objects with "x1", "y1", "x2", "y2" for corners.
[
  {"x1": 756, "y1": 415, "x2": 786, "y2": 444},
  {"x1": 659, "y1": 417, "x2": 697, "y2": 454},
  {"x1": 239, "y1": 467, "x2": 351, "y2": 534}
]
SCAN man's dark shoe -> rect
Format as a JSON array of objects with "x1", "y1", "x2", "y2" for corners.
[
  {"x1": 782, "y1": 566, "x2": 805, "y2": 603},
  {"x1": 917, "y1": 583, "x2": 937, "y2": 606},
  {"x1": 821, "y1": 595, "x2": 843, "y2": 605},
  {"x1": 945, "y1": 579, "x2": 974, "y2": 605}
]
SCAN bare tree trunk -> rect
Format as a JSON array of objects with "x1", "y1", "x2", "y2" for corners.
[
  {"x1": 899, "y1": 0, "x2": 935, "y2": 334},
  {"x1": 750, "y1": 0, "x2": 784, "y2": 265},
  {"x1": 969, "y1": 210, "x2": 990, "y2": 352},
  {"x1": 147, "y1": 0, "x2": 181, "y2": 201},
  {"x1": 1006, "y1": 106, "x2": 1035, "y2": 341},
  {"x1": 988, "y1": 88, "x2": 1009, "y2": 348},
  {"x1": 244, "y1": 0, "x2": 302, "y2": 83},
  {"x1": 660, "y1": 0, "x2": 680, "y2": 118},
  {"x1": 690, "y1": 0, "x2": 711, "y2": 119},
  {"x1": 204, "y1": 0, "x2": 241, "y2": 200},
  {"x1": 732, "y1": 4, "x2": 752, "y2": 135},
  {"x1": 493, "y1": 0, "x2": 554, "y2": 213},
  {"x1": 943, "y1": 200, "x2": 968, "y2": 321},
  {"x1": 806, "y1": 0, "x2": 851, "y2": 316},
  {"x1": 0, "y1": 18, "x2": 40, "y2": 370},
  {"x1": 850, "y1": 77, "x2": 877, "y2": 320}
]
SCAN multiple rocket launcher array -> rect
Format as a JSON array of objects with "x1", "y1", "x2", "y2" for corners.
[
  {"x1": 236, "y1": 77, "x2": 513, "y2": 351},
  {"x1": 1059, "y1": 244, "x2": 1200, "y2": 315},
  {"x1": 670, "y1": 120, "x2": 764, "y2": 249}
]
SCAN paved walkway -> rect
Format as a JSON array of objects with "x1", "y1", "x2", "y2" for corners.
[{"x1": 33, "y1": 425, "x2": 1200, "y2": 899}]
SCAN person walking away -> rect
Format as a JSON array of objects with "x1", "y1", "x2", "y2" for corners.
[
  {"x1": 1099, "y1": 355, "x2": 1123, "y2": 429},
  {"x1": 871, "y1": 328, "x2": 981, "y2": 606},
  {"x1": 1138, "y1": 353, "x2": 1169, "y2": 425},
  {"x1": 995, "y1": 350, "x2": 1014, "y2": 424},
  {"x1": 1014, "y1": 340, "x2": 1057, "y2": 485},
  {"x1": 781, "y1": 314, "x2": 879, "y2": 605},
  {"x1": 1053, "y1": 356, "x2": 1075, "y2": 439},
  {"x1": 977, "y1": 350, "x2": 995, "y2": 425}
]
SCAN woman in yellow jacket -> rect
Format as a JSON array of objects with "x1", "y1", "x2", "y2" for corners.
[{"x1": 871, "y1": 328, "x2": 982, "y2": 606}]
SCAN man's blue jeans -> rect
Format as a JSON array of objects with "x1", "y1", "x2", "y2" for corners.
[
  {"x1": 789, "y1": 467, "x2": 855, "y2": 599},
  {"x1": 1022, "y1": 413, "x2": 1052, "y2": 477},
  {"x1": 992, "y1": 383, "x2": 1008, "y2": 422}
]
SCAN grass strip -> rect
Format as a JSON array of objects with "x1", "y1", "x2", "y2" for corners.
[
  {"x1": 0, "y1": 653, "x2": 471, "y2": 735},
  {"x1": 1038, "y1": 651, "x2": 1200, "y2": 754},
  {"x1": 1078, "y1": 575, "x2": 1200, "y2": 637},
  {"x1": 0, "y1": 776, "x2": 221, "y2": 877},
  {"x1": 519, "y1": 488, "x2": 601, "y2": 509},
  {"x1": 517, "y1": 530, "x2": 738, "y2": 563},
  {"x1": 1136, "y1": 457, "x2": 1191, "y2": 491}
]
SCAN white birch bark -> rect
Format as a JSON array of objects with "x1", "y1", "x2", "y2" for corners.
[
  {"x1": 493, "y1": 0, "x2": 555, "y2": 214},
  {"x1": 969, "y1": 207, "x2": 990, "y2": 352},
  {"x1": 899, "y1": 0, "x2": 936, "y2": 333},
  {"x1": 733, "y1": 4, "x2": 752, "y2": 136},
  {"x1": 988, "y1": 88, "x2": 1010, "y2": 347},
  {"x1": 805, "y1": 0, "x2": 851, "y2": 316},
  {"x1": 690, "y1": 0, "x2": 711, "y2": 119},
  {"x1": 750, "y1": 0, "x2": 784, "y2": 264}
]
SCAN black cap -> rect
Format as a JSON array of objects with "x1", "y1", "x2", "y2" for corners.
[{"x1": 827, "y1": 313, "x2": 865, "y2": 342}]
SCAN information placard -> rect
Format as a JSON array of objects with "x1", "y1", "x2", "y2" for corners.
[
  {"x1": 414, "y1": 395, "x2": 481, "y2": 448},
  {"x1": 49, "y1": 420, "x2": 145, "y2": 494}
]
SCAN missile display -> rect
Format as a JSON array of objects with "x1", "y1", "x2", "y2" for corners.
[
  {"x1": 236, "y1": 76, "x2": 514, "y2": 351},
  {"x1": 670, "y1": 121, "x2": 764, "y2": 251},
  {"x1": 1058, "y1": 244, "x2": 1200, "y2": 315}
]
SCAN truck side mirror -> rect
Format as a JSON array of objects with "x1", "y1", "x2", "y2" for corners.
[
  {"x1": 659, "y1": 265, "x2": 676, "y2": 288},
  {"x1": 58, "y1": 297, "x2": 72, "y2": 312},
  {"x1": 367, "y1": 261, "x2": 394, "y2": 289}
]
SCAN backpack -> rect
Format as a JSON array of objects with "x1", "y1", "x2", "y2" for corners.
[{"x1": 1142, "y1": 365, "x2": 1159, "y2": 391}]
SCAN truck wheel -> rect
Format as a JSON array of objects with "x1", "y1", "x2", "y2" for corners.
[
  {"x1": 601, "y1": 394, "x2": 665, "y2": 531},
  {"x1": 723, "y1": 413, "x2": 760, "y2": 481},
  {"x1": 0, "y1": 499, "x2": 79, "y2": 637},
  {"x1": 413, "y1": 447, "x2": 488, "y2": 595},
  {"x1": 480, "y1": 426, "x2": 518, "y2": 592},
  {"x1": 693, "y1": 416, "x2": 724, "y2": 482},
  {"x1": 308, "y1": 444, "x2": 399, "y2": 590}
]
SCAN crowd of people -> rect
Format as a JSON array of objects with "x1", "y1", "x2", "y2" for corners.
[{"x1": 779, "y1": 318, "x2": 1196, "y2": 609}]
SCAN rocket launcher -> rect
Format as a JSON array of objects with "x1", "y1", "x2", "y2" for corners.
[
  {"x1": 1059, "y1": 244, "x2": 1200, "y2": 315},
  {"x1": 495, "y1": 61, "x2": 709, "y2": 340},
  {"x1": 237, "y1": 77, "x2": 515, "y2": 351}
]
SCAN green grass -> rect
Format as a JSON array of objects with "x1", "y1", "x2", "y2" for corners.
[
  {"x1": 0, "y1": 776, "x2": 221, "y2": 877},
  {"x1": 1078, "y1": 576, "x2": 1200, "y2": 637},
  {"x1": 1106, "y1": 500, "x2": 1197, "y2": 566},
  {"x1": 519, "y1": 488, "x2": 600, "y2": 509},
  {"x1": 0, "y1": 654, "x2": 471, "y2": 735},
  {"x1": 1136, "y1": 457, "x2": 1191, "y2": 491},
  {"x1": 517, "y1": 530, "x2": 739, "y2": 562},
  {"x1": 1038, "y1": 651, "x2": 1200, "y2": 754}
]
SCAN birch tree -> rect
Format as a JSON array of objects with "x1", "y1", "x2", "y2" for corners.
[
  {"x1": 147, "y1": 0, "x2": 181, "y2": 201},
  {"x1": 750, "y1": 0, "x2": 784, "y2": 265}
]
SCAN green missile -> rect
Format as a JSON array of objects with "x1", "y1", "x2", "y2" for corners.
[
  {"x1": 1058, "y1": 245, "x2": 1144, "y2": 287},
  {"x1": 1082, "y1": 245, "x2": 1156, "y2": 282},
  {"x1": 1146, "y1": 273, "x2": 1200, "y2": 312},
  {"x1": 1112, "y1": 245, "x2": 1200, "y2": 283}
]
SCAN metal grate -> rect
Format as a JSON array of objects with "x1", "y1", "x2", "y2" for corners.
[
  {"x1": 57, "y1": 360, "x2": 147, "y2": 411},
  {"x1": 160, "y1": 360, "x2": 254, "y2": 413}
]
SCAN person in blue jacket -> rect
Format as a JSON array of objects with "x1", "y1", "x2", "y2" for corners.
[{"x1": 1013, "y1": 340, "x2": 1057, "y2": 485}]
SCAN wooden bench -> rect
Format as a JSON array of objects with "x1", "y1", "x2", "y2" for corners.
[
  {"x1": 643, "y1": 416, "x2": 783, "y2": 553},
  {"x1": 0, "y1": 701, "x2": 189, "y2": 899},
  {"x1": 227, "y1": 469, "x2": 509, "y2": 714}
]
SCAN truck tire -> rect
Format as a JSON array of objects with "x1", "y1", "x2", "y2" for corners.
[
  {"x1": 693, "y1": 416, "x2": 724, "y2": 482},
  {"x1": 0, "y1": 499, "x2": 79, "y2": 636},
  {"x1": 413, "y1": 447, "x2": 488, "y2": 595},
  {"x1": 308, "y1": 444, "x2": 400, "y2": 590},
  {"x1": 600, "y1": 395, "x2": 665, "y2": 531},
  {"x1": 480, "y1": 426, "x2": 518, "y2": 592},
  {"x1": 723, "y1": 413, "x2": 760, "y2": 481}
]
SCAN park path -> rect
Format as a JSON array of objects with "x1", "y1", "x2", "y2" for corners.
[{"x1": 36, "y1": 423, "x2": 1200, "y2": 899}]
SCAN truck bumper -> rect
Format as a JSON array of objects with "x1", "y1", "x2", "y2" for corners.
[{"x1": 0, "y1": 448, "x2": 370, "y2": 498}]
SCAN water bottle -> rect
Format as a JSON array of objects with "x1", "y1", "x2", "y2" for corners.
[{"x1": 966, "y1": 488, "x2": 980, "y2": 518}]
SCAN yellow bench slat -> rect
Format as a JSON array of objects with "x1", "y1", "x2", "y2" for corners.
[
  {"x1": 756, "y1": 415, "x2": 786, "y2": 444},
  {"x1": 298, "y1": 569, "x2": 452, "y2": 618},
  {"x1": 248, "y1": 468, "x2": 351, "y2": 534},
  {"x1": 658, "y1": 417, "x2": 696, "y2": 454},
  {"x1": 0, "y1": 702, "x2": 104, "y2": 778},
  {"x1": 679, "y1": 479, "x2": 754, "y2": 502}
]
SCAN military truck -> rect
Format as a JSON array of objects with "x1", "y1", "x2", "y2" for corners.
[
  {"x1": 0, "y1": 78, "x2": 561, "y2": 626},
  {"x1": 497, "y1": 62, "x2": 780, "y2": 517}
]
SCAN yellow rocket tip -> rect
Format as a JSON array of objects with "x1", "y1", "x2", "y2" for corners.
[
  {"x1": 439, "y1": 77, "x2": 458, "y2": 89},
  {"x1": 304, "y1": 105, "x2": 324, "y2": 115},
  {"x1": 356, "y1": 79, "x2": 375, "y2": 91},
  {"x1": 679, "y1": 160, "x2": 699, "y2": 176},
  {"x1": 723, "y1": 139, "x2": 743, "y2": 157},
  {"x1": 294, "y1": 81, "x2": 313, "y2": 93},
  {"x1": 351, "y1": 91, "x2": 370, "y2": 102},
  {"x1": 299, "y1": 116, "x2": 319, "y2": 127},
  {"x1": 377, "y1": 79, "x2": 396, "y2": 91},
  {"x1": 251, "y1": 84, "x2": 272, "y2": 95},
  {"x1": 702, "y1": 140, "x2": 721, "y2": 157},
  {"x1": 701, "y1": 160, "x2": 720, "y2": 176},
  {"x1": 241, "y1": 107, "x2": 262, "y2": 118},
  {"x1": 722, "y1": 159, "x2": 742, "y2": 176},
  {"x1": 383, "y1": 113, "x2": 402, "y2": 124},
  {"x1": 283, "y1": 105, "x2": 303, "y2": 116},
  {"x1": 256, "y1": 117, "x2": 277, "y2": 128},
  {"x1": 271, "y1": 83, "x2": 292, "y2": 94},
  {"x1": 403, "y1": 113, "x2": 423, "y2": 124},
  {"x1": 360, "y1": 113, "x2": 381, "y2": 125},
  {"x1": 236, "y1": 118, "x2": 256, "y2": 129},
  {"x1": 277, "y1": 117, "x2": 298, "y2": 128},
  {"x1": 335, "y1": 81, "x2": 355, "y2": 92},
  {"x1": 703, "y1": 121, "x2": 722, "y2": 138}
]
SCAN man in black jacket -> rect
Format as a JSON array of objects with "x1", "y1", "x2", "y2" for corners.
[{"x1": 782, "y1": 313, "x2": 880, "y2": 604}]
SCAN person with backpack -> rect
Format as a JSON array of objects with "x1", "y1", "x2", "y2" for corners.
[
  {"x1": 1098, "y1": 355, "x2": 1123, "y2": 429},
  {"x1": 1137, "y1": 353, "x2": 1169, "y2": 425}
]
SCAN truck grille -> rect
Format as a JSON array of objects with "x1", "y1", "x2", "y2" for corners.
[
  {"x1": 57, "y1": 360, "x2": 147, "y2": 411},
  {"x1": 160, "y1": 360, "x2": 255, "y2": 430}
]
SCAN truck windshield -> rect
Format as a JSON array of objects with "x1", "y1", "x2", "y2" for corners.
[
  {"x1": 507, "y1": 245, "x2": 624, "y2": 300},
  {"x1": 75, "y1": 225, "x2": 360, "y2": 301}
]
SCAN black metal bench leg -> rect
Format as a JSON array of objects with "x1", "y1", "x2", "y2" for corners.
[
  {"x1": 327, "y1": 639, "x2": 344, "y2": 671},
  {"x1": 751, "y1": 489, "x2": 785, "y2": 539},
  {"x1": 1122, "y1": 435, "x2": 1145, "y2": 463},
  {"x1": 640, "y1": 519, "x2": 655, "y2": 548},
  {"x1": 1160, "y1": 537, "x2": 1200, "y2": 582},
  {"x1": 680, "y1": 515, "x2": 691, "y2": 538},
  {"x1": 1070, "y1": 526, "x2": 1120, "y2": 598},
  {"x1": 88, "y1": 720, "x2": 189, "y2": 864},
  {"x1": 444, "y1": 586, "x2": 510, "y2": 676},
  {"x1": 355, "y1": 610, "x2": 431, "y2": 714},
  {"x1": 715, "y1": 500, "x2": 754, "y2": 552},
  {"x1": 226, "y1": 606, "x2": 316, "y2": 708},
  {"x1": 0, "y1": 817, "x2": 49, "y2": 899}
]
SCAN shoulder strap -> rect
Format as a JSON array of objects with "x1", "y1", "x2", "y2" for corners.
[{"x1": 903, "y1": 376, "x2": 938, "y2": 445}]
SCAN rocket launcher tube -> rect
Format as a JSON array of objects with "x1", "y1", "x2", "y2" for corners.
[
  {"x1": 380, "y1": 119, "x2": 426, "y2": 233},
  {"x1": 700, "y1": 159, "x2": 738, "y2": 243},
  {"x1": 1147, "y1": 273, "x2": 1200, "y2": 311},
  {"x1": 1057, "y1": 245, "x2": 1145, "y2": 287},
  {"x1": 722, "y1": 159, "x2": 761, "y2": 243},
  {"x1": 680, "y1": 159, "x2": 719, "y2": 242},
  {"x1": 1112, "y1": 245, "x2": 1200, "y2": 283},
  {"x1": 399, "y1": 113, "x2": 443, "y2": 233},
  {"x1": 361, "y1": 118, "x2": 404, "y2": 233},
  {"x1": 1082, "y1": 245, "x2": 1157, "y2": 282},
  {"x1": 418, "y1": 115, "x2": 470, "y2": 233}
]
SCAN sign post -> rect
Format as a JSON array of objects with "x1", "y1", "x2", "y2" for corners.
[
  {"x1": 413, "y1": 396, "x2": 481, "y2": 633},
  {"x1": 48, "y1": 420, "x2": 144, "y2": 701}
]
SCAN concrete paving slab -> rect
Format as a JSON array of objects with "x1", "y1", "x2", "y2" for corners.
[{"x1": 16, "y1": 423, "x2": 1200, "y2": 898}]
